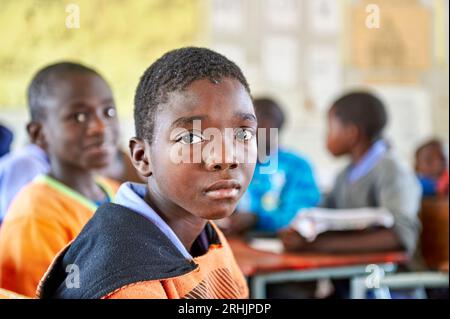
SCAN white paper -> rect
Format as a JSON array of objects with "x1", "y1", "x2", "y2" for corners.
[
  {"x1": 249, "y1": 238, "x2": 285, "y2": 254},
  {"x1": 308, "y1": 0, "x2": 340, "y2": 35},
  {"x1": 261, "y1": 36, "x2": 299, "y2": 88},
  {"x1": 373, "y1": 86, "x2": 433, "y2": 162},
  {"x1": 305, "y1": 45, "x2": 341, "y2": 111},
  {"x1": 264, "y1": 0, "x2": 300, "y2": 29},
  {"x1": 211, "y1": 0, "x2": 245, "y2": 33}
]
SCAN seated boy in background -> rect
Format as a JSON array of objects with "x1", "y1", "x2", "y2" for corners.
[
  {"x1": 0, "y1": 62, "x2": 120, "y2": 296},
  {"x1": 415, "y1": 139, "x2": 449, "y2": 197},
  {"x1": 0, "y1": 121, "x2": 141, "y2": 225},
  {"x1": 280, "y1": 92, "x2": 421, "y2": 257},
  {"x1": 219, "y1": 97, "x2": 320, "y2": 235},
  {"x1": 38, "y1": 47, "x2": 256, "y2": 299}
]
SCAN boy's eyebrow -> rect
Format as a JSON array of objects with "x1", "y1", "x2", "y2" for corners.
[
  {"x1": 170, "y1": 115, "x2": 207, "y2": 129},
  {"x1": 235, "y1": 112, "x2": 257, "y2": 123}
]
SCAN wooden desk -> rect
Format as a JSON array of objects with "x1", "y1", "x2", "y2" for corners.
[
  {"x1": 419, "y1": 197, "x2": 449, "y2": 269},
  {"x1": 228, "y1": 238, "x2": 408, "y2": 299}
]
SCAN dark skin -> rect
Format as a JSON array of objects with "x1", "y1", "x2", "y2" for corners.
[
  {"x1": 32, "y1": 72, "x2": 120, "y2": 202},
  {"x1": 129, "y1": 78, "x2": 257, "y2": 253},
  {"x1": 279, "y1": 107, "x2": 403, "y2": 253},
  {"x1": 219, "y1": 108, "x2": 282, "y2": 236},
  {"x1": 415, "y1": 144, "x2": 446, "y2": 180}
]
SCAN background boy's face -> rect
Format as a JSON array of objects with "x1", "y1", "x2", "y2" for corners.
[
  {"x1": 41, "y1": 72, "x2": 119, "y2": 170},
  {"x1": 326, "y1": 108, "x2": 357, "y2": 157},
  {"x1": 416, "y1": 145, "x2": 446, "y2": 178},
  {"x1": 147, "y1": 78, "x2": 257, "y2": 220},
  {"x1": 254, "y1": 111, "x2": 281, "y2": 156}
]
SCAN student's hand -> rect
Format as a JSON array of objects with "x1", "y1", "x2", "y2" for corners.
[{"x1": 278, "y1": 227, "x2": 307, "y2": 252}]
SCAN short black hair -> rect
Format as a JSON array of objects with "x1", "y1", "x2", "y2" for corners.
[
  {"x1": 27, "y1": 62, "x2": 101, "y2": 121},
  {"x1": 331, "y1": 91, "x2": 388, "y2": 141},
  {"x1": 253, "y1": 97, "x2": 285, "y2": 130},
  {"x1": 134, "y1": 47, "x2": 251, "y2": 143},
  {"x1": 416, "y1": 139, "x2": 447, "y2": 160}
]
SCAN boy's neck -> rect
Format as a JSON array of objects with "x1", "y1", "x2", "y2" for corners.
[
  {"x1": 144, "y1": 185, "x2": 207, "y2": 254},
  {"x1": 49, "y1": 161, "x2": 105, "y2": 201},
  {"x1": 350, "y1": 139, "x2": 374, "y2": 164}
]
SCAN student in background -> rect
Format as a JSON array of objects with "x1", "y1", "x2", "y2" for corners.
[
  {"x1": 280, "y1": 92, "x2": 421, "y2": 257},
  {"x1": 415, "y1": 139, "x2": 449, "y2": 197},
  {"x1": 0, "y1": 124, "x2": 13, "y2": 158},
  {"x1": 38, "y1": 47, "x2": 254, "y2": 299},
  {"x1": 0, "y1": 139, "x2": 50, "y2": 224},
  {"x1": 0, "y1": 62, "x2": 120, "y2": 296},
  {"x1": 219, "y1": 97, "x2": 320, "y2": 235}
]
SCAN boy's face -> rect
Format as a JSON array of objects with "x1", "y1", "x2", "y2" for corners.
[
  {"x1": 40, "y1": 72, "x2": 119, "y2": 170},
  {"x1": 416, "y1": 145, "x2": 446, "y2": 178},
  {"x1": 326, "y1": 109, "x2": 358, "y2": 157},
  {"x1": 136, "y1": 78, "x2": 257, "y2": 221}
]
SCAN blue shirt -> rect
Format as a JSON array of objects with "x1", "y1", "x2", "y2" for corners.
[
  {"x1": 0, "y1": 144, "x2": 50, "y2": 221},
  {"x1": 238, "y1": 148, "x2": 321, "y2": 232},
  {"x1": 114, "y1": 182, "x2": 209, "y2": 260},
  {"x1": 0, "y1": 124, "x2": 13, "y2": 158},
  {"x1": 347, "y1": 139, "x2": 388, "y2": 184}
]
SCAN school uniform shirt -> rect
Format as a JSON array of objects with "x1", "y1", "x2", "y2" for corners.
[
  {"x1": 0, "y1": 144, "x2": 50, "y2": 222},
  {"x1": 0, "y1": 175, "x2": 119, "y2": 297},
  {"x1": 37, "y1": 183, "x2": 249, "y2": 299},
  {"x1": 321, "y1": 140, "x2": 422, "y2": 255},
  {"x1": 238, "y1": 148, "x2": 320, "y2": 232}
]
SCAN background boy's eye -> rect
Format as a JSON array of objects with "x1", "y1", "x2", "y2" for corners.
[
  {"x1": 179, "y1": 132, "x2": 204, "y2": 145},
  {"x1": 74, "y1": 113, "x2": 87, "y2": 123},
  {"x1": 236, "y1": 128, "x2": 254, "y2": 141},
  {"x1": 105, "y1": 107, "x2": 116, "y2": 118}
]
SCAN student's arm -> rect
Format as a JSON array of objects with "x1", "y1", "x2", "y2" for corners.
[
  {"x1": 376, "y1": 161, "x2": 422, "y2": 255},
  {"x1": 0, "y1": 215, "x2": 69, "y2": 297},
  {"x1": 253, "y1": 159, "x2": 321, "y2": 232},
  {"x1": 279, "y1": 227, "x2": 403, "y2": 253}
]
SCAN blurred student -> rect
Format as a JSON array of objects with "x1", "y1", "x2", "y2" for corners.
[
  {"x1": 38, "y1": 47, "x2": 253, "y2": 299},
  {"x1": 219, "y1": 97, "x2": 320, "y2": 235},
  {"x1": 0, "y1": 124, "x2": 13, "y2": 158},
  {"x1": 0, "y1": 138, "x2": 142, "y2": 224},
  {"x1": 280, "y1": 92, "x2": 421, "y2": 257},
  {"x1": 415, "y1": 139, "x2": 449, "y2": 197},
  {"x1": 0, "y1": 140, "x2": 50, "y2": 224},
  {"x1": 0, "y1": 62, "x2": 120, "y2": 296}
]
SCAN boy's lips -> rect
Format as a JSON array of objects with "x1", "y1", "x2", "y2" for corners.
[
  {"x1": 204, "y1": 180, "x2": 241, "y2": 200},
  {"x1": 84, "y1": 141, "x2": 114, "y2": 154}
]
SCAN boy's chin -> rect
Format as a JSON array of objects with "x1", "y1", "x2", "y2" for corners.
[{"x1": 199, "y1": 205, "x2": 236, "y2": 221}]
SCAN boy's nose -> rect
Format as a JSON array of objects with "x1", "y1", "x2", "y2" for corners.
[
  {"x1": 86, "y1": 113, "x2": 106, "y2": 136},
  {"x1": 204, "y1": 139, "x2": 240, "y2": 171},
  {"x1": 205, "y1": 161, "x2": 239, "y2": 171}
]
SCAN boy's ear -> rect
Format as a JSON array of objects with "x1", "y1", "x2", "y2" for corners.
[
  {"x1": 26, "y1": 121, "x2": 48, "y2": 150},
  {"x1": 129, "y1": 137, "x2": 152, "y2": 177}
]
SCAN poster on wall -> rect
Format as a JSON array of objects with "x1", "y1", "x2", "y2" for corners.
[
  {"x1": 263, "y1": 0, "x2": 300, "y2": 29},
  {"x1": 307, "y1": 0, "x2": 340, "y2": 35},
  {"x1": 304, "y1": 45, "x2": 341, "y2": 111},
  {"x1": 261, "y1": 36, "x2": 300, "y2": 89}
]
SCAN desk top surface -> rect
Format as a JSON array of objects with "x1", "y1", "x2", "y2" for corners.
[{"x1": 228, "y1": 238, "x2": 409, "y2": 277}]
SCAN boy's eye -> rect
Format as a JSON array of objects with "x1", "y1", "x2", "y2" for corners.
[
  {"x1": 235, "y1": 128, "x2": 254, "y2": 141},
  {"x1": 178, "y1": 132, "x2": 204, "y2": 145},
  {"x1": 105, "y1": 107, "x2": 116, "y2": 118},
  {"x1": 74, "y1": 113, "x2": 87, "y2": 123}
]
